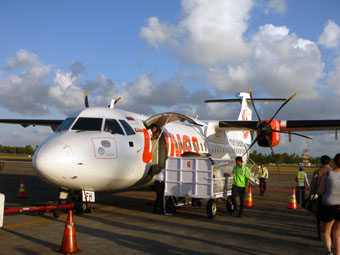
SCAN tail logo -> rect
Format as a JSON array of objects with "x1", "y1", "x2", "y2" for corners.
[{"x1": 242, "y1": 110, "x2": 250, "y2": 139}]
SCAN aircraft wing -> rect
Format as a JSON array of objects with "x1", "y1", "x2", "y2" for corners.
[
  {"x1": 0, "y1": 119, "x2": 63, "y2": 131},
  {"x1": 218, "y1": 120, "x2": 340, "y2": 132}
]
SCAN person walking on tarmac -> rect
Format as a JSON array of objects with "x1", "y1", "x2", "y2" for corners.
[
  {"x1": 258, "y1": 163, "x2": 269, "y2": 196},
  {"x1": 231, "y1": 156, "x2": 250, "y2": 217},
  {"x1": 318, "y1": 153, "x2": 340, "y2": 255},
  {"x1": 153, "y1": 169, "x2": 165, "y2": 214},
  {"x1": 295, "y1": 166, "x2": 310, "y2": 203},
  {"x1": 310, "y1": 155, "x2": 332, "y2": 240}
]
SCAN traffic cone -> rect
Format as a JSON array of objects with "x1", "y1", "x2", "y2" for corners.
[
  {"x1": 245, "y1": 187, "x2": 253, "y2": 207},
  {"x1": 289, "y1": 189, "x2": 297, "y2": 209},
  {"x1": 55, "y1": 210, "x2": 83, "y2": 254},
  {"x1": 17, "y1": 177, "x2": 26, "y2": 198}
]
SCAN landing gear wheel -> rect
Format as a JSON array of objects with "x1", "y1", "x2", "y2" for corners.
[
  {"x1": 165, "y1": 197, "x2": 176, "y2": 215},
  {"x1": 207, "y1": 199, "x2": 217, "y2": 218},
  {"x1": 81, "y1": 202, "x2": 92, "y2": 214},
  {"x1": 53, "y1": 208, "x2": 61, "y2": 218},
  {"x1": 82, "y1": 202, "x2": 88, "y2": 211},
  {"x1": 73, "y1": 200, "x2": 83, "y2": 216}
]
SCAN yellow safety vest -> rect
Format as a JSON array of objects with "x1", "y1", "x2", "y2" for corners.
[
  {"x1": 296, "y1": 171, "x2": 306, "y2": 185},
  {"x1": 258, "y1": 167, "x2": 268, "y2": 179}
]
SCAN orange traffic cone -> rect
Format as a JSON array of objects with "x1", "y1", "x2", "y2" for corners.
[
  {"x1": 245, "y1": 187, "x2": 253, "y2": 207},
  {"x1": 55, "y1": 210, "x2": 83, "y2": 254},
  {"x1": 289, "y1": 189, "x2": 297, "y2": 209},
  {"x1": 17, "y1": 177, "x2": 26, "y2": 198}
]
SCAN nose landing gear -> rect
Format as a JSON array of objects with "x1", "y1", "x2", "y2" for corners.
[{"x1": 58, "y1": 188, "x2": 92, "y2": 216}]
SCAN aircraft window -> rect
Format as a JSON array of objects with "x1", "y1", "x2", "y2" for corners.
[
  {"x1": 194, "y1": 142, "x2": 198, "y2": 152},
  {"x1": 119, "y1": 120, "x2": 135, "y2": 136},
  {"x1": 179, "y1": 141, "x2": 183, "y2": 150},
  {"x1": 104, "y1": 119, "x2": 124, "y2": 135},
  {"x1": 189, "y1": 142, "x2": 192, "y2": 151},
  {"x1": 56, "y1": 117, "x2": 76, "y2": 131},
  {"x1": 174, "y1": 139, "x2": 179, "y2": 150},
  {"x1": 200, "y1": 143, "x2": 203, "y2": 151},
  {"x1": 72, "y1": 117, "x2": 102, "y2": 131}
]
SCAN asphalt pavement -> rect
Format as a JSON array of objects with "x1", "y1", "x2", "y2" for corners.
[{"x1": 0, "y1": 161, "x2": 324, "y2": 255}]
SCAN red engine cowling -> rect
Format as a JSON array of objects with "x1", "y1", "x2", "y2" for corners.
[{"x1": 256, "y1": 120, "x2": 281, "y2": 147}]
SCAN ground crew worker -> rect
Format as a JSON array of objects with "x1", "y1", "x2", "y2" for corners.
[
  {"x1": 295, "y1": 166, "x2": 310, "y2": 203},
  {"x1": 231, "y1": 156, "x2": 250, "y2": 217},
  {"x1": 258, "y1": 163, "x2": 269, "y2": 196},
  {"x1": 153, "y1": 169, "x2": 165, "y2": 214}
]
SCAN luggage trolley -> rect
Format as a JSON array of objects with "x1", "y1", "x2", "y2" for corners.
[{"x1": 163, "y1": 157, "x2": 233, "y2": 218}]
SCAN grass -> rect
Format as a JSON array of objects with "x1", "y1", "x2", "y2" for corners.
[
  {"x1": 265, "y1": 165, "x2": 318, "y2": 173},
  {"x1": 0, "y1": 154, "x2": 32, "y2": 160}
]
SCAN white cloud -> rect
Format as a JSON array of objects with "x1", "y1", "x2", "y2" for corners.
[
  {"x1": 206, "y1": 24, "x2": 324, "y2": 100},
  {"x1": 140, "y1": 17, "x2": 175, "y2": 48},
  {"x1": 266, "y1": 0, "x2": 287, "y2": 15},
  {"x1": 141, "y1": 0, "x2": 253, "y2": 65},
  {"x1": 327, "y1": 55, "x2": 340, "y2": 94},
  {"x1": 318, "y1": 20, "x2": 340, "y2": 48},
  {"x1": 0, "y1": 49, "x2": 50, "y2": 115}
]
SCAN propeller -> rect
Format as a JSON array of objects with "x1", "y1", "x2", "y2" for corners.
[
  {"x1": 85, "y1": 91, "x2": 89, "y2": 108},
  {"x1": 243, "y1": 87, "x2": 313, "y2": 174}
]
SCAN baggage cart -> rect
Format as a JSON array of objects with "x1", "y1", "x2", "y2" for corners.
[{"x1": 163, "y1": 157, "x2": 233, "y2": 218}]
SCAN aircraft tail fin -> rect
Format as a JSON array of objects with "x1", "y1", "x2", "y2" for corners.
[{"x1": 205, "y1": 93, "x2": 286, "y2": 144}]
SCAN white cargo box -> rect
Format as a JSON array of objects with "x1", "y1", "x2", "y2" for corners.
[{"x1": 164, "y1": 157, "x2": 228, "y2": 199}]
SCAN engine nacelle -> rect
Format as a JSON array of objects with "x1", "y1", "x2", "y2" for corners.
[{"x1": 256, "y1": 120, "x2": 281, "y2": 147}]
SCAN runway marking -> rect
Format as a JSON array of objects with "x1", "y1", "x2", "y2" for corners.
[{"x1": 3, "y1": 215, "x2": 67, "y2": 230}]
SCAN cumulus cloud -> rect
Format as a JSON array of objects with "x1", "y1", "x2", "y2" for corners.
[
  {"x1": 327, "y1": 56, "x2": 340, "y2": 94},
  {"x1": 0, "y1": 49, "x2": 50, "y2": 115},
  {"x1": 206, "y1": 24, "x2": 324, "y2": 99},
  {"x1": 140, "y1": 0, "x2": 253, "y2": 65},
  {"x1": 0, "y1": 50, "x2": 214, "y2": 118},
  {"x1": 266, "y1": 0, "x2": 287, "y2": 15},
  {"x1": 318, "y1": 20, "x2": 340, "y2": 48},
  {"x1": 140, "y1": 17, "x2": 175, "y2": 48}
]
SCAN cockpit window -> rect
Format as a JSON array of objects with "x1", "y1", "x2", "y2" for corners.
[
  {"x1": 119, "y1": 119, "x2": 135, "y2": 136},
  {"x1": 71, "y1": 117, "x2": 103, "y2": 131},
  {"x1": 104, "y1": 119, "x2": 124, "y2": 135},
  {"x1": 56, "y1": 117, "x2": 76, "y2": 132}
]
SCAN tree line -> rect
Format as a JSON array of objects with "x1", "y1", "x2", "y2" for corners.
[
  {"x1": 0, "y1": 145, "x2": 37, "y2": 155},
  {"x1": 249, "y1": 150, "x2": 320, "y2": 165}
]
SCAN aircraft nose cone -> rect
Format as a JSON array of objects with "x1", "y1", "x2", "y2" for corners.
[{"x1": 33, "y1": 141, "x2": 74, "y2": 184}]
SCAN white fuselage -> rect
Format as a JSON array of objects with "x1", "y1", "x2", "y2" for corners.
[{"x1": 33, "y1": 107, "x2": 249, "y2": 192}]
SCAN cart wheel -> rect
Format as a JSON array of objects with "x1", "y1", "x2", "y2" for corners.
[
  {"x1": 226, "y1": 197, "x2": 233, "y2": 214},
  {"x1": 207, "y1": 199, "x2": 217, "y2": 218},
  {"x1": 53, "y1": 208, "x2": 61, "y2": 218},
  {"x1": 165, "y1": 197, "x2": 176, "y2": 215}
]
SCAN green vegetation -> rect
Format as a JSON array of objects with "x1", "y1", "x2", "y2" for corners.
[
  {"x1": 0, "y1": 145, "x2": 37, "y2": 156},
  {"x1": 250, "y1": 150, "x2": 321, "y2": 166}
]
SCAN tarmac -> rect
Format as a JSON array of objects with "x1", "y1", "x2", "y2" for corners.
[{"x1": 0, "y1": 160, "x2": 325, "y2": 255}]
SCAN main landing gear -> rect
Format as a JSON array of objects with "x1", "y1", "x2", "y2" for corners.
[{"x1": 58, "y1": 188, "x2": 92, "y2": 216}]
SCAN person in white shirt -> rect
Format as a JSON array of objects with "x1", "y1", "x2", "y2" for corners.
[
  {"x1": 258, "y1": 163, "x2": 269, "y2": 196},
  {"x1": 153, "y1": 169, "x2": 165, "y2": 214}
]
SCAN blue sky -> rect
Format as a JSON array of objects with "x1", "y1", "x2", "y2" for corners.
[{"x1": 1, "y1": 0, "x2": 340, "y2": 157}]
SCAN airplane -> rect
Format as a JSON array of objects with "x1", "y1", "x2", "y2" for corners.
[{"x1": 1, "y1": 88, "x2": 340, "y2": 214}]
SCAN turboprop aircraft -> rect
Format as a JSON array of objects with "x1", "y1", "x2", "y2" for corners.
[{"x1": 0, "y1": 88, "x2": 340, "y2": 213}]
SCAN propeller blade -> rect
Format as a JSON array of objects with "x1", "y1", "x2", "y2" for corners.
[
  {"x1": 85, "y1": 91, "x2": 89, "y2": 108},
  {"x1": 249, "y1": 86, "x2": 261, "y2": 122},
  {"x1": 272, "y1": 129, "x2": 313, "y2": 140},
  {"x1": 265, "y1": 136, "x2": 280, "y2": 175},
  {"x1": 242, "y1": 135, "x2": 259, "y2": 157},
  {"x1": 114, "y1": 97, "x2": 122, "y2": 105},
  {"x1": 268, "y1": 93, "x2": 297, "y2": 124}
]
